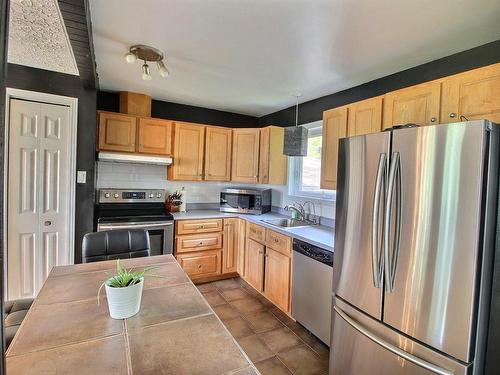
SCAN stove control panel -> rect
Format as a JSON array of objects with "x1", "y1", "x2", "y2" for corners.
[{"x1": 99, "y1": 189, "x2": 165, "y2": 203}]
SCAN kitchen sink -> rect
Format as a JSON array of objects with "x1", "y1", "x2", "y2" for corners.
[{"x1": 262, "y1": 218, "x2": 310, "y2": 228}]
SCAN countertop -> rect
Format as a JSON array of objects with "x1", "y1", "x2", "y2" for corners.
[
  {"x1": 172, "y1": 210, "x2": 334, "y2": 252},
  {"x1": 6, "y1": 255, "x2": 258, "y2": 375}
]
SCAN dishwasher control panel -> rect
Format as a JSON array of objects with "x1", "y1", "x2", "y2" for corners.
[{"x1": 293, "y1": 239, "x2": 333, "y2": 267}]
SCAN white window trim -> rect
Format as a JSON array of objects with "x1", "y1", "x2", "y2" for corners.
[{"x1": 288, "y1": 121, "x2": 335, "y2": 202}]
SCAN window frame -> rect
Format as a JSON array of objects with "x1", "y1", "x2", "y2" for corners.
[{"x1": 288, "y1": 121, "x2": 335, "y2": 201}]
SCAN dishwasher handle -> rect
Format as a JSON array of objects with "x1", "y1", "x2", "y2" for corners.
[{"x1": 293, "y1": 239, "x2": 333, "y2": 267}]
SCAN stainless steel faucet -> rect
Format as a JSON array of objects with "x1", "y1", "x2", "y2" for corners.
[
  {"x1": 302, "y1": 201, "x2": 319, "y2": 225},
  {"x1": 284, "y1": 202, "x2": 306, "y2": 221}
]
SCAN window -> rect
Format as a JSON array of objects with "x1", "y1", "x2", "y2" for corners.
[{"x1": 288, "y1": 121, "x2": 335, "y2": 201}]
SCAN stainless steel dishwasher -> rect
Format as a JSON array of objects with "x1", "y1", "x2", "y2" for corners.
[{"x1": 291, "y1": 238, "x2": 333, "y2": 345}]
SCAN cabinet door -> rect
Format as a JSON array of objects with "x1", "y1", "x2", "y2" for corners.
[
  {"x1": 383, "y1": 81, "x2": 441, "y2": 129},
  {"x1": 222, "y1": 218, "x2": 238, "y2": 274},
  {"x1": 176, "y1": 250, "x2": 222, "y2": 280},
  {"x1": 168, "y1": 122, "x2": 205, "y2": 181},
  {"x1": 98, "y1": 112, "x2": 137, "y2": 152},
  {"x1": 137, "y1": 118, "x2": 172, "y2": 155},
  {"x1": 320, "y1": 107, "x2": 348, "y2": 190},
  {"x1": 441, "y1": 63, "x2": 500, "y2": 123},
  {"x1": 237, "y1": 219, "x2": 246, "y2": 276},
  {"x1": 245, "y1": 238, "x2": 265, "y2": 292},
  {"x1": 258, "y1": 127, "x2": 270, "y2": 184},
  {"x1": 204, "y1": 126, "x2": 232, "y2": 181},
  {"x1": 259, "y1": 126, "x2": 287, "y2": 185},
  {"x1": 231, "y1": 129, "x2": 260, "y2": 183},
  {"x1": 264, "y1": 247, "x2": 291, "y2": 312},
  {"x1": 348, "y1": 97, "x2": 383, "y2": 136}
]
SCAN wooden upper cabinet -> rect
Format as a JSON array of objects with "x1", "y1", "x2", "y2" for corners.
[
  {"x1": 383, "y1": 81, "x2": 441, "y2": 129},
  {"x1": 441, "y1": 63, "x2": 500, "y2": 124},
  {"x1": 259, "y1": 126, "x2": 287, "y2": 185},
  {"x1": 320, "y1": 107, "x2": 348, "y2": 190},
  {"x1": 231, "y1": 128, "x2": 260, "y2": 183},
  {"x1": 348, "y1": 97, "x2": 383, "y2": 136},
  {"x1": 204, "y1": 126, "x2": 232, "y2": 181},
  {"x1": 168, "y1": 122, "x2": 205, "y2": 181},
  {"x1": 264, "y1": 247, "x2": 291, "y2": 312},
  {"x1": 98, "y1": 112, "x2": 137, "y2": 152},
  {"x1": 137, "y1": 118, "x2": 172, "y2": 155}
]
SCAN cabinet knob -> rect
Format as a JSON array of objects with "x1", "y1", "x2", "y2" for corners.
[
  {"x1": 197, "y1": 264, "x2": 202, "y2": 269},
  {"x1": 259, "y1": 251, "x2": 264, "y2": 254},
  {"x1": 430, "y1": 117, "x2": 437, "y2": 123},
  {"x1": 449, "y1": 112, "x2": 457, "y2": 118},
  {"x1": 198, "y1": 241, "x2": 203, "y2": 246}
]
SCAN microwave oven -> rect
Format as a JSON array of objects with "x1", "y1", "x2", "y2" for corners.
[{"x1": 220, "y1": 188, "x2": 272, "y2": 215}]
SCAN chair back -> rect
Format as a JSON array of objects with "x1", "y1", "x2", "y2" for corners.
[{"x1": 82, "y1": 229, "x2": 151, "y2": 263}]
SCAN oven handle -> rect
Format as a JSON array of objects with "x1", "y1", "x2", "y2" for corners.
[{"x1": 99, "y1": 222, "x2": 173, "y2": 230}]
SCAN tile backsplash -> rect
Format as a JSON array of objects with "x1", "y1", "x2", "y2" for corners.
[{"x1": 96, "y1": 161, "x2": 336, "y2": 219}]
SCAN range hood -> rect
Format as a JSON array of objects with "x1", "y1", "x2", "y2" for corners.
[{"x1": 98, "y1": 152, "x2": 173, "y2": 166}]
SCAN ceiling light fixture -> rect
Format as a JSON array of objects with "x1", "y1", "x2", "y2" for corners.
[
  {"x1": 124, "y1": 44, "x2": 169, "y2": 80},
  {"x1": 283, "y1": 94, "x2": 308, "y2": 156}
]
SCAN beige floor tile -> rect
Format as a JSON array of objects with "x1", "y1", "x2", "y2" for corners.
[
  {"x1": 9, "y1": 299, "x2": 123, "y2": 355},
  {"x1": 126, "y1": 283, "x2": 211, "y2": 329},
  {"x1": 128, "y1": 315, "x2": 248, "y2": 375},
  {"x1": 203, "y1": 291, "x2": 227, "y2": 307},
  {"x1": 278, "y1": 345, "x2": 328, "y2": 375},
  {"x1": 7, "y1": 335, "x2": 129, "y2": 375},
  {"x1": 231, "y1": 297, "x2": 267, "y2": 314},
  {"x1": 221, "y1": 287, "x2": 250, "y2": 301},
  {"x1": 290, "y1": 325, "x2": 317, "y2": 345},
  {"x1": 255, "y1": 356, "x2": 292, "y2": 375},
  {"x1": 238, "y1": 334, "x2": 274, "y2": 362},
  {"x1": 223, "y1": 317, "x2": 254, "y2": 338},
  {"x1": 243, "y1": 311, "x2": 283, "y2": 333},
  {"x1": 213, "y1": 303, "x2": 240, "y2": 321},
  {"x1": 258, "y1": 327, "x2": 303, "y2": 354},
  {"x1": 196, "y1": 282, "x2": 217, "y2": 293},
  {"x1": 309, "y1": 340, "x2": 330, "y2": 361},
  {"x1": 215, "y1": 278, "x2": 241, "y2": 290},
  {"x1": 224, "y1": 366, "x2": 260, "y2": 375}
]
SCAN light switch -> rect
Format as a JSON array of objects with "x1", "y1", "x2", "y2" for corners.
[{"x1": 77, "y1": 171, "x2": 87, "y2": 184}]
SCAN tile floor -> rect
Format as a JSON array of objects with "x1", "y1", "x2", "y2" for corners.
[{"x1": 197, "y1": 277, "x2": 330, "y2": 375}]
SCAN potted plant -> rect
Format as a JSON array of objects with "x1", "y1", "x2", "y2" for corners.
[{"x1": 97, "y1": 260, "x2": 159, "y2": 319}]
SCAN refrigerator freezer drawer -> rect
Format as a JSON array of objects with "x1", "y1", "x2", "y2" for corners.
[{"x1": 330, "y1": 298, "x2": 471, "y2": 375}]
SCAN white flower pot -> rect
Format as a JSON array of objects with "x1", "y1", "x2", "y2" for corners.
[{"x1": 105, "y1": 277, "x2": 144, "y2": 319}]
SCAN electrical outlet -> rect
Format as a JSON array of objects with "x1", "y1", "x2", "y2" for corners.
[{"x1": 77, "y1": 171, "x2": 86, "y2": 184}]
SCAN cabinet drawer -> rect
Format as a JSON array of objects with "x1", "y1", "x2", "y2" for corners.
[
  {"x1": 176, "y1": 233, "x2": 223, "y2": 253},
  {"x1": 176, "y1": 219, "x2": 223, "y2": 235},
  {"x1": 176, "y1": 250, "x2": 222, "y2": 280},
  {"x1": 266, "y1": 229, "x2": 291, "y2": 256},
  {"x1": 247, "y1": 222, "x2": 266, "y2": 244}
]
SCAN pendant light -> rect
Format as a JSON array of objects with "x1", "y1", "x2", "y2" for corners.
[{"x1": 283, "y1": 94, "x2": 308, "y2": 156}]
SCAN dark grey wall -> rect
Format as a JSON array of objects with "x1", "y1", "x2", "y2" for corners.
[
  {"x1": 0, "y1": 0, "x2": 8, "y2": 371},
  {"x1": 6, "y1": 63, "x2": 96, "y2": 264},
  {"x1": 259, "y1": 39, "x2": 500, "y2": 127},
  {"x1": 97, "y1": 91, "x2": 259, "y2": 128}
]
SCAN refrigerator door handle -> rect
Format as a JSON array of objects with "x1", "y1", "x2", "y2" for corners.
[
  {"x1": 384, "y1": 152, "x2": 400, "y2": 293},
  {"x1": 334, "y1": 305, "x2": 453, "y2": 375},
  {"x1": 371, "y1": 152, "x2": 386, "y2": 288},
  {"x1": 390, "y1": 155, "x2": 403, "y2": 291}
]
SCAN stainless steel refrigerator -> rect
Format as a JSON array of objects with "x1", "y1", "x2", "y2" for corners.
[{"x1": 330, "y1": 120, "x2": 500, "y2": 375}]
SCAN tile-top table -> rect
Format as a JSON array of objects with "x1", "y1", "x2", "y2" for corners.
[{"x1": 6, "y1": 255, "x2": 258, "y2": 375}]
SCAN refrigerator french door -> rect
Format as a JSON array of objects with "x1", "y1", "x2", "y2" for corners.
[{"x1": 331, "y1": 120, "x2": 499, "y2": 375}]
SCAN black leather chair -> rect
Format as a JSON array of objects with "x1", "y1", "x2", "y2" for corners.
[
  {"x1": 82, "y1": 229, "x2": 151, "y2": 263},
  {"x1": 4, "y1": 298, "x2": 34, "y2": 348}
]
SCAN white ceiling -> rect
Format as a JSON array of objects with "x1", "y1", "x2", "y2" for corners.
[
  {"x1": 90, "y1": 0, "x2": 500, "y2": 117},
  {"x1": 8, "y1": 0, "x2": 79, "y2": 75}
]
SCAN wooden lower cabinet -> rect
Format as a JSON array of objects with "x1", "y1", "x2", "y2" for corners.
[
  {"x1": 236, "y1": 219, "x2": 246, "y2": 277},
  {"x1": 176, "y1": 250, "x2": 222, "y2": 280},
  {"x1": 176, "y1": 232, "x2": 222, "y2": 253},
  {"x1": 264, "y1": 247, "x2": 291, "y2": 312},
  {"x1": 222, "y1": 218, "x2": 238, "y2": 273},
  {"x1": 245, "y1": 238, "x2": 265, "y2": 292}
]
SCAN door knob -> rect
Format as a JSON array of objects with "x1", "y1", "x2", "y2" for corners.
[{"x1": 44, "y1": 221, "x2": 52, "y2": 226}]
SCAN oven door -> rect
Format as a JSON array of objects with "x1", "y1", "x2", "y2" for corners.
[{"x1": 97, "y1": 221, "x2": 174, "y2": 256}]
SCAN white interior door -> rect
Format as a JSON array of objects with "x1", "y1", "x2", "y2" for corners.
[{"x1": 7, "y1": 99, "x2": 72, "y2": 299}]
